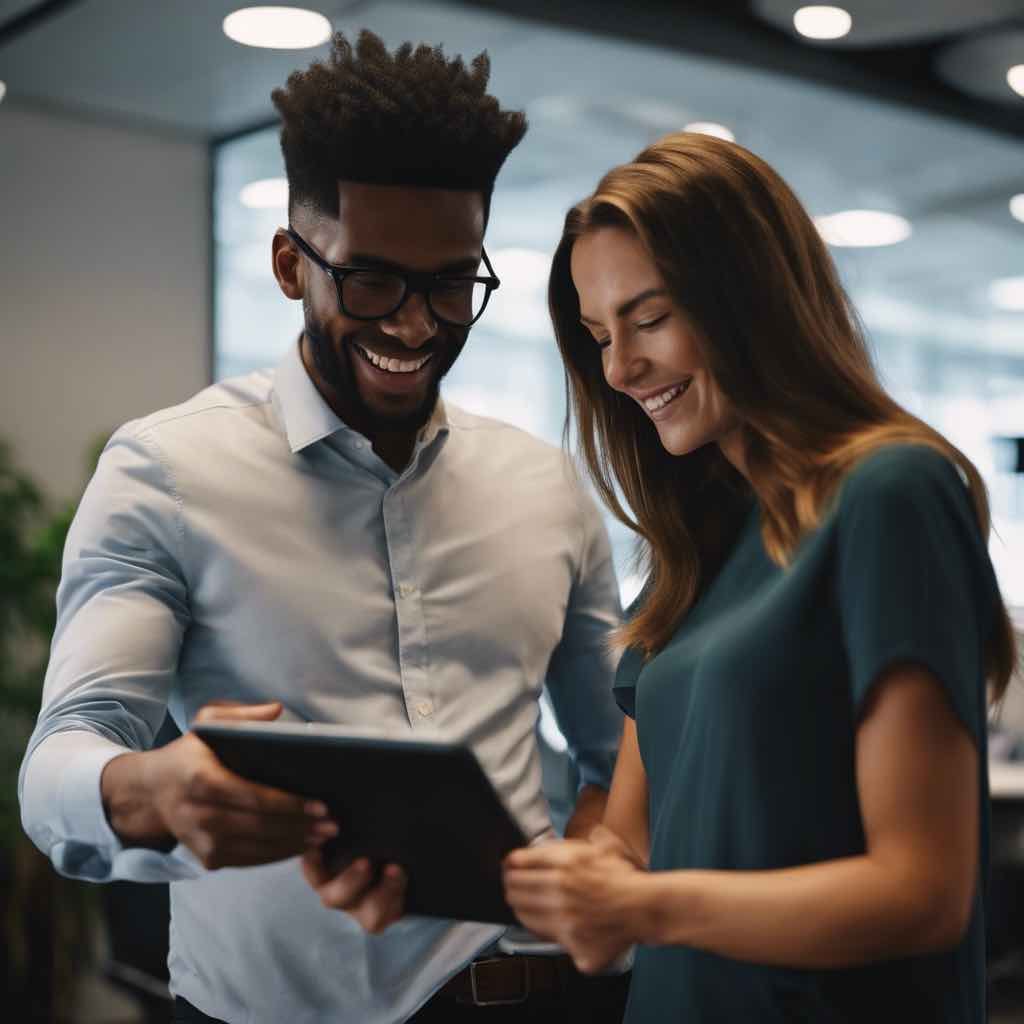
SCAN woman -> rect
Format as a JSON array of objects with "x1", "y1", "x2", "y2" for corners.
[{"x1": 502, "y1": 132, "x2": 1017, "y2": 1023}]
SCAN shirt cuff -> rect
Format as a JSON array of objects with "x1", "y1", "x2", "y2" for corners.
[
  {"x1": 57, "y1": 734, "x2": 131, "y2": 856},
  {"x1": 26, "y1": 729, "x2": 203, "y2": 883}
]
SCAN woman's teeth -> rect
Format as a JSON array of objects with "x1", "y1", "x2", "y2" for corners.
[
  {"x1": 644, "y1": 380, "x2": 690, "y2": 412},
  {"x1": 357, "y1": 343, "x2": 432, "y2": 374}
]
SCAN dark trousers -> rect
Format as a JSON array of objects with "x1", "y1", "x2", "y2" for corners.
[
  {"x1": 407, "y1": 964, "x2": 630, "y2": 1023},
  {"x1": 172, "y1": 967, "x2": 630, "y2": 1023},
  {"x1": 172, "y1": 998, "x2": 225, "y2": 1023}
]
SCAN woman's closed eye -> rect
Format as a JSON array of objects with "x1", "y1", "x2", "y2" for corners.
[
  {"x1": 636, "y1": 313, "x2": 669, "y2": 331},
  {"x1": 593, "y1": 312, "x2": 670, "y2": 350}
]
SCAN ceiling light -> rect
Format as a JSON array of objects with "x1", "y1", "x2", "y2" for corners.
[
  {"x1": 814, "y1": 210, "x2": 911, "y2": 247},
  {"x1": 1008, "y1": 65, "x2": 1024, "y2": 98},
  {"x1": 793, "y1": 5, "x2": 852, "y2": 41},
  {"x1": 0, "y1": 81, "x2": 6, "y2": 104},
  {"x1": 990, "y1": 276, "x2": 1024, "y2": 311},
  {"x1": 1010, "y1": 194, "x2": 1024, "y2": 223},
  {"x1": 684, "y1": 122, "x2": 735, "y2": 142},
  {"x1": 223, "y1": 7, "x2": 332, "y2": 49},
  {"x1": 240, "y1": 177, "x2": 289, "y2": 209}
]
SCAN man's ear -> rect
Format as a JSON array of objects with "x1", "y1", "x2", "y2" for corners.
[{"x1": 272, "y1": 229, "x2": 304, "y2": 300}]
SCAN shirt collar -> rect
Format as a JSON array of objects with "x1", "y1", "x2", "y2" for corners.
[
  {"x1": 272, "y1": 336, "x2": 450, "y2": 455},
  {"x1": 272, "y1": 336, "x2": 349, "y2": 453}
]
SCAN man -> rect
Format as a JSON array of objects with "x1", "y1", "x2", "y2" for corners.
[{"x1": 18, "y1": 30, "x2": 626, "y2": 1024}]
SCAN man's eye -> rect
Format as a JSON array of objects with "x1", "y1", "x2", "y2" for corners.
[
  {"x1": 352, "y1": 273, "x2": 399, "y2": 290},
  {"x1": 433, "y1": 279, "x2": 471, "y2": 294}
]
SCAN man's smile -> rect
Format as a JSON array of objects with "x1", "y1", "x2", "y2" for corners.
[
  {"x1": 353, "y1": 342, "x2": 434, "y2": 375},
  {"x1": 349, "y1": 338, "x2": 439, "y2": 398}
]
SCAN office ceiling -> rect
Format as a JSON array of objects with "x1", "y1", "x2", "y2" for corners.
[
  {"x1": 1, "y1": 0, "x2": 1023, "y2": 141},
  {"x1": 2, "y1": 0, "x2": 1023, "y2": 357}
]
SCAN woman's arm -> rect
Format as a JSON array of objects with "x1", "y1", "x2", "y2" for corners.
[
  {"x1": 505, "y1": 663, "x2": 978, "y2": 972},
  {"x1": 637, "y1": 663, "x2": 978, "y2": 965},
  {"x1": 602, "y1": 718, "x2": 650, "y2": 862}
]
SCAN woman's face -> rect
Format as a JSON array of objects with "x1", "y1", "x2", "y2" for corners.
[{"x1": 571, "y1": 225, "x2": 739, "y2": 459}]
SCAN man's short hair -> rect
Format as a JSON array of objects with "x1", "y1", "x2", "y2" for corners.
[{"x1": 271, "y1": 29, "x2": 528, "y2": 219}]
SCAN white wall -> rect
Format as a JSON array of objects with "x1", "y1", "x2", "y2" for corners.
[{"x1": 0, "y1": 104, "x2": 209, "y2": 502}]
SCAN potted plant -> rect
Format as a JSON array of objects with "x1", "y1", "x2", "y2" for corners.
[{"x1": 0, "y1": 440, "x2": 97, "y2": 1021}]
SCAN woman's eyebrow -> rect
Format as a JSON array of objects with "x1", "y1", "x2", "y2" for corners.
[{"x1": 579, "y1": 288, "x2": 668, "y2": 325}]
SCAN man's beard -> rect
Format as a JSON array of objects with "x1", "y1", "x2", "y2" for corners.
[{"x1": 303, "y1": 307, "x2": 466, "y2": 435}]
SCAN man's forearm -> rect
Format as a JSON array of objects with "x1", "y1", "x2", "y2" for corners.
[
  {"x1": 563, "y1": 783, "x2": 609, "y2": 839},
  {"x1": 100, "y1": 751, "x2": 175, "y2": 850}
]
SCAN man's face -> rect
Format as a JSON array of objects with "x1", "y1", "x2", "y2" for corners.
[{"x1": 285, "y1": 181, "x2": 486, "y2": 435}]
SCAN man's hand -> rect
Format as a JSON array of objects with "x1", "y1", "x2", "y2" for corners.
[
  {"x1": 100, "y1": 701, "x2": 338, "y2": 868},
  {"x1": 503, "y1": 825, "x2": 646, "y2": 974},
  {"x1": 301, "y1": 848, "x2": 408, "y2": 934}
]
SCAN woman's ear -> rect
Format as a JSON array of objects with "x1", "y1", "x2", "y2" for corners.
[{"x1": 272, "y1": 230, "x2": 304, "y2": 301}]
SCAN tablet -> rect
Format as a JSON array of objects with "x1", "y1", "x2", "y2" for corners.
[{"x1": 193, "y1": 721, "x2": 527, "y2": 925}]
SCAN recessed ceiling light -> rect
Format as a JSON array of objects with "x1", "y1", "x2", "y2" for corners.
[
  {"x1": 793, "y1": 5, "x2": 852, "y2": 41},
  {"x1": 814, "y1": 210, "x2": 911, "y2": 247},
  {"x1": 223, "y1": 7, "x2": 332, "y2": 50},
  {"x1": 684, "y1": 122, "x2": 735, "y2": 142},
  {"x1": 990, "y1": 276, "x2": 1024, "y2": 311},
  {"x1": 240, "y1": 177, "x2": 289, "y2": 209},
  {"x1": 1008, "y1": 65, "x2": 1024, "y2": 98},
  {"x1": 1010, "y1": 194, "x2": 1024, "y2": 223}
]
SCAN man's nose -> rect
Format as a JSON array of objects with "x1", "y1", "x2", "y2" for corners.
[{"x1": 379, "y1": 291, "x2": 436, "y2": 349}]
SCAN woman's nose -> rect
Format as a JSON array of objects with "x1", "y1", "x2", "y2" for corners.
[{"x1": 602, "y1": 336, "x2": 641, "y2": 393}]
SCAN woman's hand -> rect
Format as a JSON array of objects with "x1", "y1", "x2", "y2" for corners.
[{"x1": 502, "y1": 825, "x2": 648, "y2": 973}]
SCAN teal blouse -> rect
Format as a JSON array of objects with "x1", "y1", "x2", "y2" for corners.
[{"x1": 615, "y1": 445, "x2": 1000, "y2": 1023}]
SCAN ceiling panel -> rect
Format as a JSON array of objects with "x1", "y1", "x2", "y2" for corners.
[
  {"x1": 1, "y1": 0, "x2": 1021, "y2": 353},
  {"x1": 752, "y1": 0, "x2": 1022, "y2": 48},
  {"x1": 0, "y1": 0, "x2": 531, "y2": 137}
]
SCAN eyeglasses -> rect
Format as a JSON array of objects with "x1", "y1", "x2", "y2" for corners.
[{"x1": 285, "y1": 227, "x2": 500, "y2": 327}]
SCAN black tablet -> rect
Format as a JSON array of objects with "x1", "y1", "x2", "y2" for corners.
[{"x1": 193, "y1": 721, "x2": 527, "y2": 925}]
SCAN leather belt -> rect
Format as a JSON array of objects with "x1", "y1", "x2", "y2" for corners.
[{"x1": 437, "y1": 954, "x2": 573, "y2": 1006}]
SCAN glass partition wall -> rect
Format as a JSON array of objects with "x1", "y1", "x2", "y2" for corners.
[{"x1": 214, "y1": 5, "x2": 1024, "y2": 613}]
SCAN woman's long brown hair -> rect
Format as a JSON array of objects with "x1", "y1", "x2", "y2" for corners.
[{"x1": 550, "y1": 131, "x2": 1017, "y2": 703}]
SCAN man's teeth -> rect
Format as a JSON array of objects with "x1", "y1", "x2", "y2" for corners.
[
  {"x1": 644, "y1": 381, "x2": 689, "y2": 412},
  {"x1": 358, "y1": 344, "x2": 432, "y2": 374}
]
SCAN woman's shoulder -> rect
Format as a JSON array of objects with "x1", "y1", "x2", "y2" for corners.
[{"x1": 836, "y1": 442, "x2": 967, "y2": 513}]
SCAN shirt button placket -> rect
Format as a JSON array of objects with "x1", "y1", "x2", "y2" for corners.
[{"x1": 383, "y1": 489, "x2": 431, "y2": 726}]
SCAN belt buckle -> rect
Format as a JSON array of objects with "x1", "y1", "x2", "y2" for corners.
[{"x1": 469, "y1": 956, "x2": 531, "y2": 1007}]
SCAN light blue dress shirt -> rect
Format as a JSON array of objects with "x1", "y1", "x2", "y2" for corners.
[{"x1": 19, "y1": 339, "x2": 623, "y2": 1024}]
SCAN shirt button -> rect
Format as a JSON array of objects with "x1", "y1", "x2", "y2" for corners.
[
  {"x1": 416, "y1": 700, "x2": 433, "y2": 717},
  {"x1": 398, "y1": 583, "x2": 417, "y2": 598},
  {"x1": 352, "y1": 439, "x2": 365, "y2": 450}
]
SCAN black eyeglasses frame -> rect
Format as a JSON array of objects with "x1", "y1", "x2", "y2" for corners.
[{"x1": 285, "y1": 227, "x2": 501, "y2": 327}]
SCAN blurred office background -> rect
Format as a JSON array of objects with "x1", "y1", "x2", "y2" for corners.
[{"x1": 1, "y1": 1, "x2": 1023, "y2": 1020}]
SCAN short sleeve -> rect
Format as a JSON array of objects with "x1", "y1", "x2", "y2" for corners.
[
  {"x1": 835, "y1": 446, "x2": 999, "y2": 741},
  {"x1": 612, "y1": 647, "x2": 643, "y2": 718},
  {"x1": 611, "y1": 585, "x2": 651, "y2": 719}
]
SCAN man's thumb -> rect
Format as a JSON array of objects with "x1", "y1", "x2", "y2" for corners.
[{"x1": 194, "y1": 701, "x2": 283, "y2": 724}]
